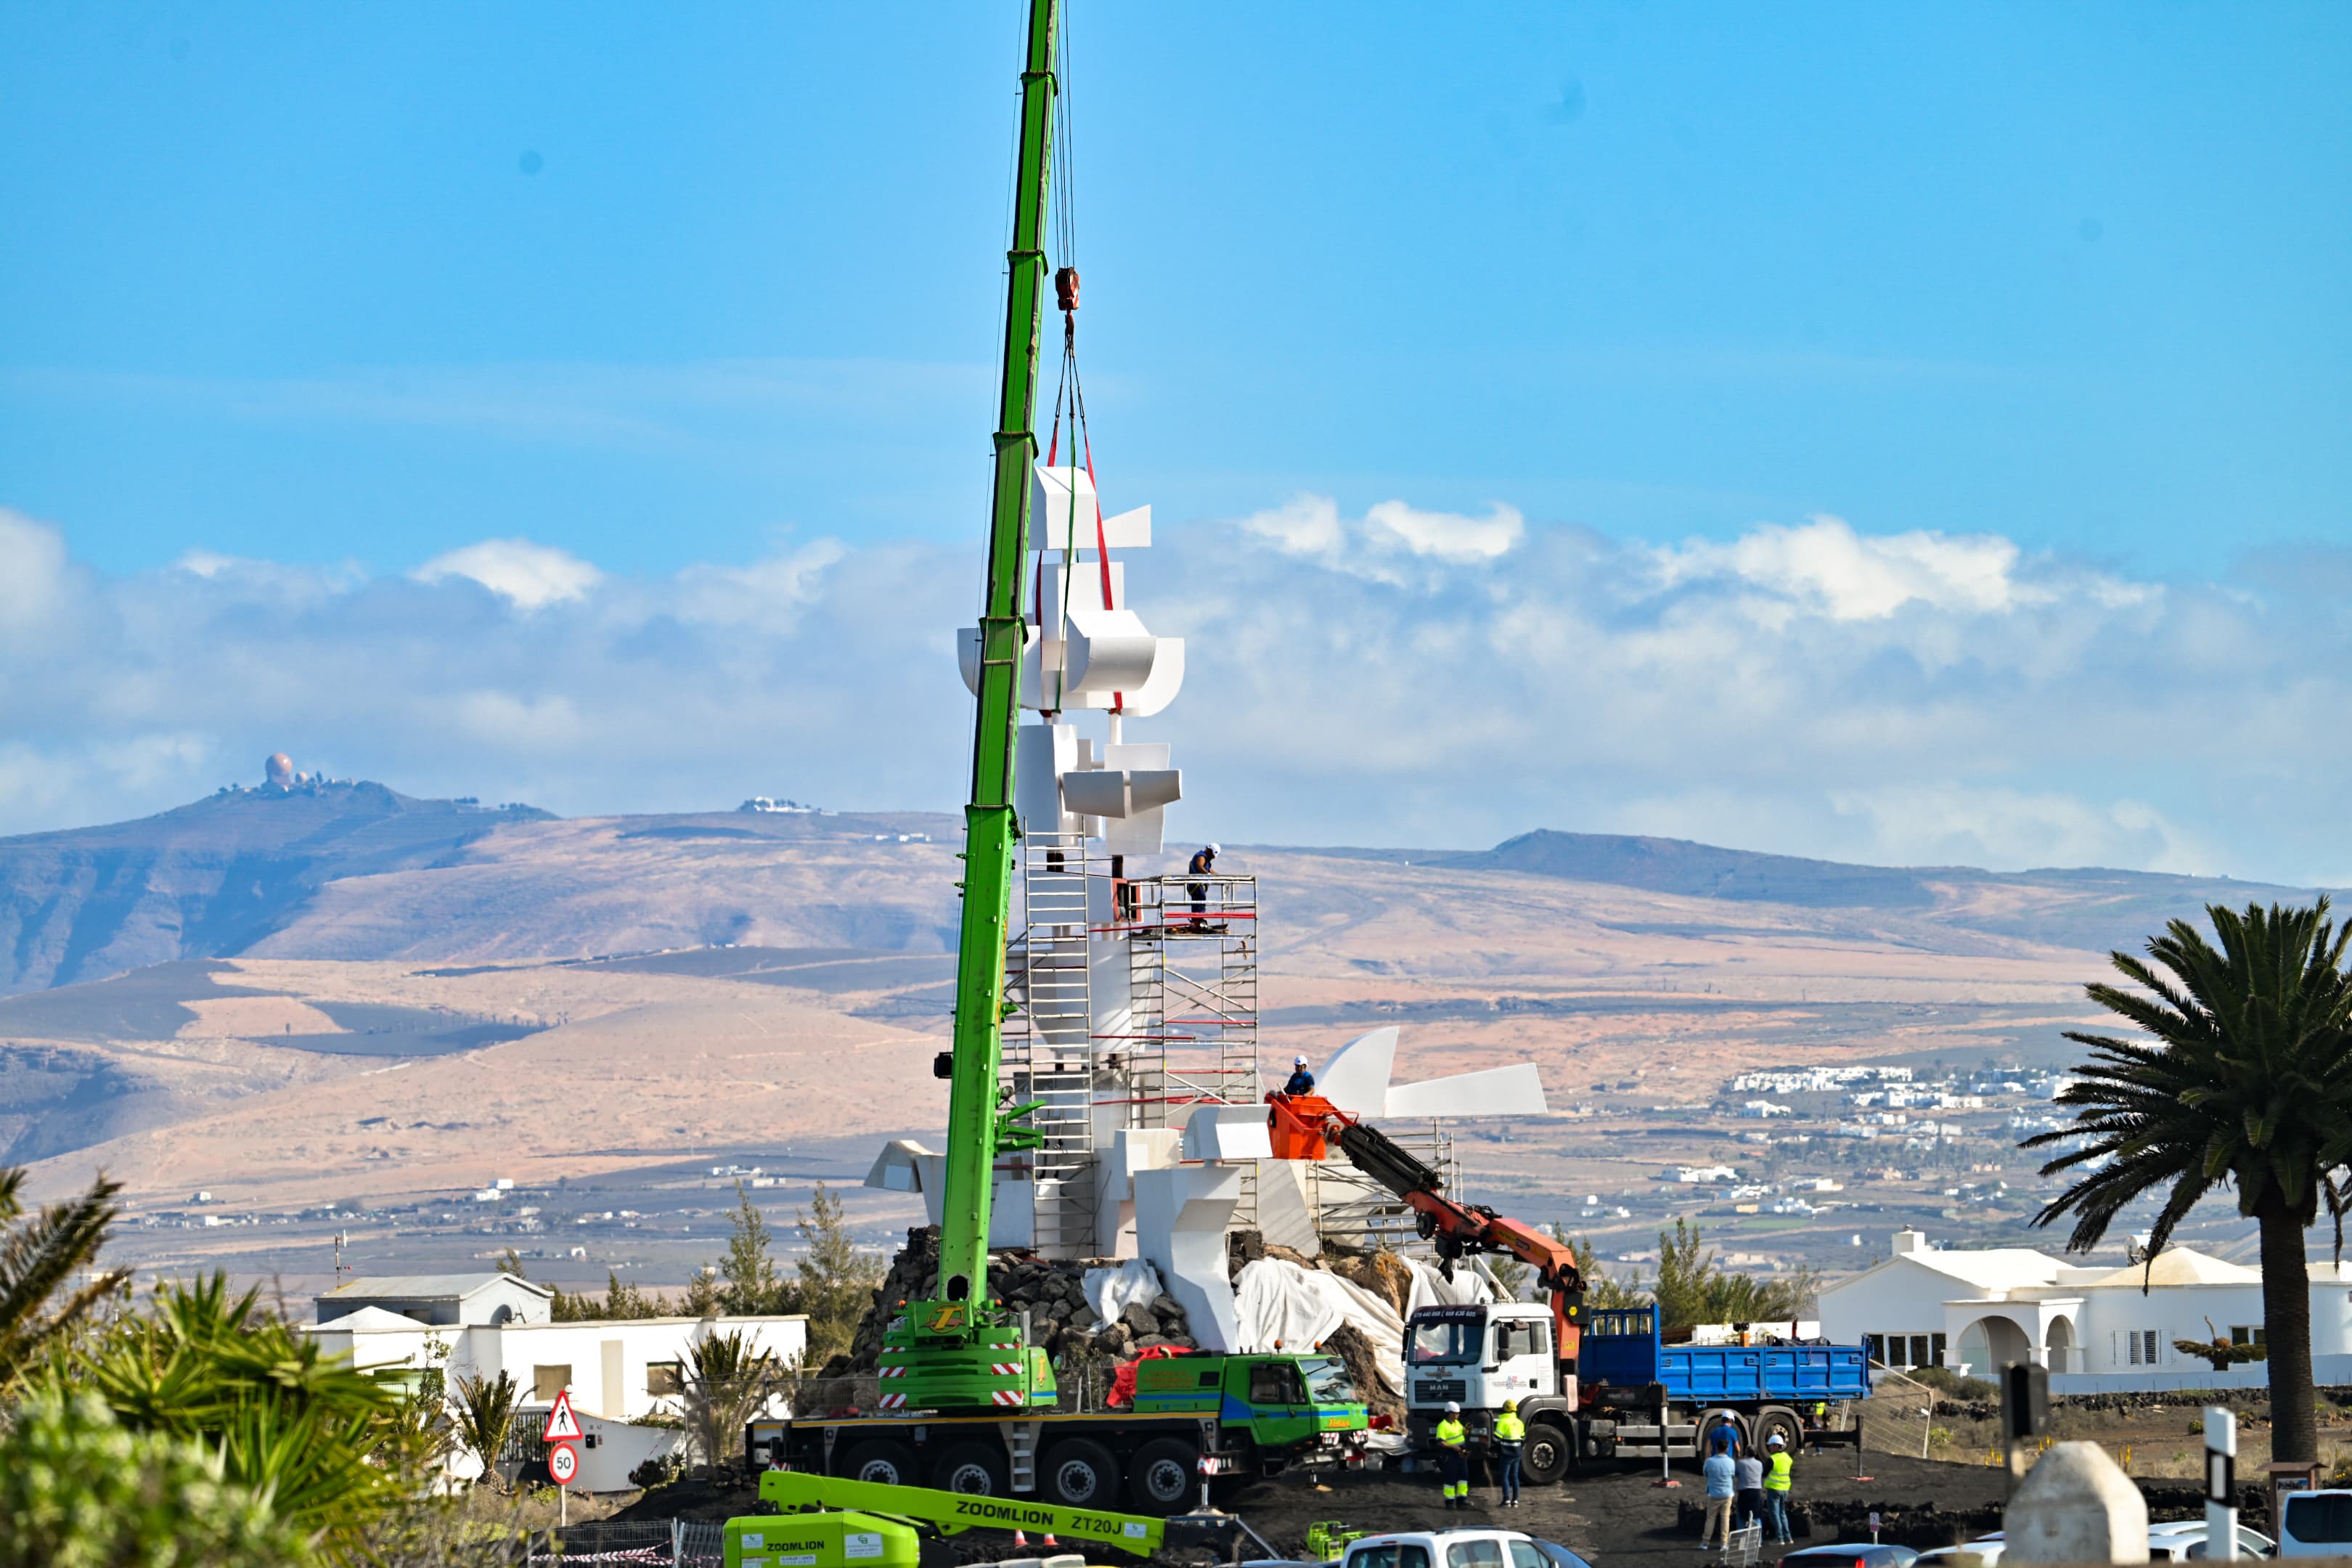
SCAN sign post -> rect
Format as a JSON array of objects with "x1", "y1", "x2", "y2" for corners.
[
  {"x1": 2205, "y1": 1408, "x2": 2237, "y2": 1561},
  {"x1": 2001, "y1": 1362, "x2": 2049, "y2": 1500},
  {"x1": 545, "y1": 1388, "x2": 584, "y2": 1526}
]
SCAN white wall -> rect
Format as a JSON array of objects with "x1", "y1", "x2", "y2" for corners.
[
  {"x1": 1818, "y1": 1257, "x2": 1967, "y2": 1364},
  {"x1": 455, "y1": 1316, "x2": 807, "y2": 1421}
]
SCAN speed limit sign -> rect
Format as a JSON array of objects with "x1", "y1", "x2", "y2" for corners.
[{"x1": 547, "y1": 1441, "x2": 580, "y2": 1486}]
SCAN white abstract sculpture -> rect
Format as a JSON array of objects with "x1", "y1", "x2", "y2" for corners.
[
  {"x1": 958, "y1": 463, "x2": 1188, "y2": 852},
  {"x1": 1312, "y1": 1026, "x2": 1550, "y2": 1119},
  {"x1": 1134, "y1": 1164, "x2": 1244, "y2": 1352}
]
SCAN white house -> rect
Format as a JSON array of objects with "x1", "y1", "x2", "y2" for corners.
[
  {"x1": 307, "y1": 1273, "x2": 809, "y2": 1490},
  {"x1": 1818, "y1": 1228, "x2": 2352, "y2": 1394}
]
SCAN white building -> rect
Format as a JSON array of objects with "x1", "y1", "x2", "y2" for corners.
[
  {"x1": 308, "y1": 1274, "x2": 808, "y2": 1490},
  {"x1": 1818, "y1": 1228, "x2": 2352, "y2": 1393}
]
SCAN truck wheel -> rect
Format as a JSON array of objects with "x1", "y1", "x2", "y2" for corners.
[
  {"x1": 931, "y1": 1441, "x2": 1009, "y2": 1495},
  {"x1": 1752, "y1": 1405, "x2": 1802, "y2": 1455},
  {"x1": 1042, "y1": 1439, "x2": 1121, "y2": 1508},
  {"x1": 840, "y1": 1440, "x2": 921, "y2": 1487},
  {"x1": 1125, "y1": 1437, "x2": 1198, "y2": 1514},
  {"x1": 1521, "y1": 1421, "x2": 1572, "y2": 1486}
]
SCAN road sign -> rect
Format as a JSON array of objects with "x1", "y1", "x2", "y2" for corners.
[
  {"x1": 544, "y1": 1389, "x2": 583, "y2": 1442},
  {"x1": 548, "y1": 1441, "x2": 579, "y2": 1487}
]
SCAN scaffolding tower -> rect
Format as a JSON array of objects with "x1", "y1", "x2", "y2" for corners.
[
  {"x1": 1000, "y1": 830, "x2": 1104, "y2": 1258},
  {"x1": 1001, "y1": 848, "x2": 1267, "y2": 1254},
  {"x1": 1123, "y1": 870, "x2": 1261, "y2": 1229}
]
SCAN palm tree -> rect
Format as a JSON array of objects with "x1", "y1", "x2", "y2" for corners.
[
  {"x1": 682, "y1": 1328, "x2": 777, "y2": 1471},
  {"x1": 450, "y1": 1369, "x2": 522, "y2": 1490},
  {"x1": 2024, "y1": 899, "x2": 2352, "y2": 1465},
  {"x1": 0, "y1": 1166, "x2": 125, "y2": 1393}
]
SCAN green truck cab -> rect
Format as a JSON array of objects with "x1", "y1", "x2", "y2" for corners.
[
  {"x1": 754, "y1": 1350, "x2": 1370, "y2": 1514},
  {"x1": 1130, "y1": 1352, "x2": 1370, "y2": 1453}
]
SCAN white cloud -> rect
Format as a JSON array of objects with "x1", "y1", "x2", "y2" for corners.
[
  {"x1": 0, "y1": 508, "x2": 77, "y2": 642},
  {"x1": 0, "y1": 501, "x2": 2343, "y2": 890},
  {"x1": 1238, "y1": 494, "x2": 1523, "y2": 580},
  {"x1": 1654, "y1": 515, "x2": 2038, "y2": 621},
  {"x1": 1366, "y1": 500, "x2": 1524, "y2": 563},
  {"x1": 415, "y1": 538, "x2": 602, "y2": 609},
  {"x1": 1238, "y1": 495, "x2": 1344, "y2": 557},
  {"x1": 674, "y1": 539, "x2": 848, "y2": 628}
]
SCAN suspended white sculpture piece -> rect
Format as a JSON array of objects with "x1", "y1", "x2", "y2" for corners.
[{"x1": 956, "y1": 462, "x2": 1188, "y2": 853}]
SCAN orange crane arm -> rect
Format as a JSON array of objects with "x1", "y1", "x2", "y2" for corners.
[{"x1": 1267, "y1": 1093, "x2": 1587, "y2": 1365}]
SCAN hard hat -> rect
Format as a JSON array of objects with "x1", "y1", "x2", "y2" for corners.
[
  {"x1": 1768, "y1": 1433, "x2": 1785, "y2": 1446},
  {"x1": 1206, "y1": 843, "x2": 1222, "y2": 854},
  {"x1": 1294, "y1": 1055, "x2": 1309, "y2": 1066},
  {"x1": 1502, "y1": 1399, "x2": 1519, "y2": 1413},
  {"x1": 1445, "y1": 1400, "x2": 1461, "y2": 1413}
]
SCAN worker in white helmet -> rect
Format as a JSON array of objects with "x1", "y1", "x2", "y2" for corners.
[
  {"x1": 1185, "y1": 844, "x2": 1222, "y2": 931},
  {"x1": 1434, "y1": 1400, "x2": 1470, "y2": 1508},
  {"x1": 1283, "y1": 1054, "x2": 1317, "y2": 1096}
]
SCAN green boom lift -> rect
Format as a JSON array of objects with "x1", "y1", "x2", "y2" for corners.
[{"x1": 879, "y1": 0, "x2": 1062, "y2": 1413}]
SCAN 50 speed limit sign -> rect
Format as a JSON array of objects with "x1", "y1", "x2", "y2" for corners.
[{"x1": 547, "y1": 1441, "x2": 580, "y2": 1486}]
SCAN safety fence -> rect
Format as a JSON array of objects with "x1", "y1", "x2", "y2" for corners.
[{"x1": 520, "y1": 1518, "x2": 726, "y2": 1565}]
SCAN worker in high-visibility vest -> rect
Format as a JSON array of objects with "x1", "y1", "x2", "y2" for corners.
[
  {"x1": 1493, "y1": 1400, "x2": 1526, "y2": 1508},
  {"x1": 1763, "y1": 1432, "x2": 1794, "y2": 1543},
  {"x1": 1434, "y1": 1401, "x2": 1470, "y2": 1510}
]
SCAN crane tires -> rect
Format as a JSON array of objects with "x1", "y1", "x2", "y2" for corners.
[
  {"x1": 1752, "y1": 1405, "x2": 1802, "y2": 1455},
  {"x1": 1520, "y1": 1421, "x2": 1573, "y2": 1486},
  {"x1": 931, "y1": 1440, "x2": 1010, "y2": 1496},
  {"x1": 1041, "y1": 1438, "x2": 1121, "y2": 1508},
  {"x1": 839, "y1": 1440, "x2": 921, "y2": 1488},
  {"x1": 1125, "y1": 1436, "x2": 1199, "y2": 1514}
]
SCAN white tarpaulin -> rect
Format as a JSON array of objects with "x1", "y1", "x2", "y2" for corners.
[
  {"x1": 1082, "y1": 1258, "x2": 1165, "y2": 1326},
  {"x1": 1232, "y1": 1257, "x2": 1410, "y2": 1395},
  {"x1": 1402, "y1": 1255, "x2": 1498, "y2": 1318}
]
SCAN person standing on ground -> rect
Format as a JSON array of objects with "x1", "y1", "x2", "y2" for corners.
[
  {"x1": 1435, "y1": 1401, "x2": 1470, "y2": 1511},
  {"x1": 1494, "y1": 1399, "x2": 1525, "y2": 1508},
  {"x1": 1762, "y1": 1432, "x2": 1794, "y2": 1544},
  {"x1": 1734, "y1": 1446, "x2": 1765, "y2": 1538},
  {"x1": 1186, "y1": 844, "x2": 1220, "y2": 929},
  {"x1": 1701, "y1": 1440, "x2": 1737, "y2": 1554}
]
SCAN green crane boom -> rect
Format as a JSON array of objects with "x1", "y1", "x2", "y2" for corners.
[{"x1": 881, "y1": 0, "x2": 1059, "y2": 1412}]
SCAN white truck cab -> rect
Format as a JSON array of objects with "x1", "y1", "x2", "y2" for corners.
[
  {"x1": 1405, "y1": 1303, "x2": 1564, "y2": 1413},
  {"x1": 1402, "y1": 1302, "x2": 1579, "y2": 1485}
]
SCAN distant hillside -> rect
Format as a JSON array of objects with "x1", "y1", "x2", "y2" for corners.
[
  {"x1": 0, "y1": 784, "x2": 560, "y2": 993},
  {"x1": 1437, "y1": 830, "x2": 2327, "y2": 957},
  {"x1": 3, "y1": 788, "x2": 2332, "y2": 997},
  {"x1": 0, "y1": 786, "x2": 960, "y2": 994}
]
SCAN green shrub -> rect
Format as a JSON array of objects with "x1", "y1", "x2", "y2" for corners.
[{"x1": 0, "y1": 1389, "x2": 313, "y2": 1568}]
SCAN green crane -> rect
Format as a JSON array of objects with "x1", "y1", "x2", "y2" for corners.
[{"x1": 879, "y1": 0, "x2": 1060, "y2": 1413}]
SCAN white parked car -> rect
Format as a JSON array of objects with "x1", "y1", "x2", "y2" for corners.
[
  {"x1": 2144, "y1": 1519, "x2": 2274, "y2": 1560},
  {"x1": 1342, "y1": 1527, "x2": 1596, "y2": 1568},
  {"x1": 2276, "y1": 1491, "x2": 2352, "y2": 1557}
]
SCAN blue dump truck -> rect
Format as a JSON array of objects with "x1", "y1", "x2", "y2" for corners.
[
  {"x1": 1404, "y1": 1301, "x2": 1869, "y2": 1479},
  {"x1": 1575, "y1": 1304, "x2": 1870, "y2": 1463}
]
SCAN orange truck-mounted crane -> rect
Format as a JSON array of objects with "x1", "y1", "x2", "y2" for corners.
[{"x1": 1267, "y1": 1090, "x2": 1590, "y2": 1477}]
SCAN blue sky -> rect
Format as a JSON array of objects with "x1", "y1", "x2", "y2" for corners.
[{"x1": 2, "y1": 4, "x2": 2349, "y2": 882}]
